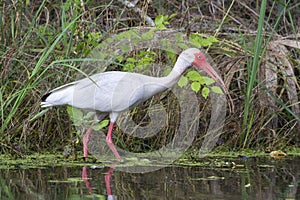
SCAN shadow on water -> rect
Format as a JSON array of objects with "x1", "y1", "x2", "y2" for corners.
[{"x1": 0, "y1": 156, "x2": 299, "y2": 199}]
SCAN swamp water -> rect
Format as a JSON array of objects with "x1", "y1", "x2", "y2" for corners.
[{"x1": 0, "y1": 155, "x2": 299, "y2": 199}]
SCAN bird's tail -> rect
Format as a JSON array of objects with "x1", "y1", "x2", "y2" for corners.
[
  {"x1": 41, "y1": 82, "x2": 76, "y2": 108},
  {"x1": 41, "y1": 92, "x2": 55, "y2": 107}
]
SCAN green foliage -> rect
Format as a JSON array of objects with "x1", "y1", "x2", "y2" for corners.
[
  {"x1": 187, "y1": 71, "x2": 203, "y2": 82},
  {"x1": 87, "y1": 32, "x2": 102, "y2": 49},
  {"x1": 191, "y1": 82, "x2": 201, "y2": 93},
  {"x1": 241, "y1": 1, "x2": 268, "y2": 147},
  {"x1": 122, "y1": 50, "x2": 156, "y2": 72},
  {"x1": 154, "y1": 14, "x2": 176, "y2": 29},
  {"x1": 177, "y1": 70, "x2": 222, "y2": 99},
  {"x1": 67, "y1": 106, "x2": 84, "y2": 127},
  {"x1": 211, "y1": 86, "x2": 223, "y2": 94},
  {"x1": 141, "y1": 29, "x2": 155, "y2": 40},
  {"x1": 92, "y1": 120, "x2": 109, "y2": 131},
  {"x1": 189, "y1": 33, "x2": 218, "y2": 48},
  {"x1": 67, "y1": 106, "x2": 109, "y2": 132},
  {"x1": 201, "y1": 87, "x2": 210, "y2": 99},
  {"x1": 178, "y1": 76, "x2": 189, "y2": 88}
]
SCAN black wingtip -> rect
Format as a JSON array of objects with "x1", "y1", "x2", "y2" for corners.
[{"x1": 41, "y1": 92, "x2": 52, "y2": 102}]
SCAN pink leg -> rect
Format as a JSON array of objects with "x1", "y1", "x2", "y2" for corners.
[
  {"x1": 105, "y1": 167, "x2": 115, "y2": 195},
  {"x1": 82, "y1": 166, "x2": 93, "y2": 194},
  {"x1": 83, "y1": 128, "x2": 93, "y2": 159},
  {"x1": 106, "y1": 122, "x2": 121, "y2": 159}
]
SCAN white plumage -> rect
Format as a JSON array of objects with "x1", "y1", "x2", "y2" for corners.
[{"x1": 41, "y1": 48, "x2": 227, "y2": 160}]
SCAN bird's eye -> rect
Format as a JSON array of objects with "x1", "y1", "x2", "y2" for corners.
[{"x1": 197, "y1": 55, "x2": 202, "y2": 59}]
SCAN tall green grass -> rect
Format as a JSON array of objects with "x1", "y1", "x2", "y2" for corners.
[
  {"x1": 240, "y1": 0, "x2": 299, "y2": 148},
  {"x1": 241, "y1": 0, "x2": 267, "y2": 147},
  {"x1": 0, "y1": 1, "x2": 119, "y2": 154},
  {"x1": 0, "y1": 1, "x2": 90, "y2": 153}
]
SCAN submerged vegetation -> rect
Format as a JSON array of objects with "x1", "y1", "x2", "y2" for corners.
[{"x1": 0, "y1": 0, "x2": 299, "y2": 157}]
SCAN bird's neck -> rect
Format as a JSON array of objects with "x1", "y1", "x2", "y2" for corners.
[{"x1": 161, "y1": 58, "x2": 190, "y2": 88}]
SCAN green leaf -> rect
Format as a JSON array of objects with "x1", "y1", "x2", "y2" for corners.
[
  {"x1": 132, "y1": 38, "x2": 140, "y2": 45},
  {"x1": 127, "y1": 29, "x2": 141, "y2": 39},
  {"x1": 121, "y1": 44, "x2": 130, "y2": 53},
  {"x1": 126, "y1": 57, "x2": 138, "y2": 63},
  {"x1": 189, "y1": 33, "x2": 219, "y2": 48},
  {"x1": 178, "y1": 76, "x2": 188, "y2": 88},
  {"x1": 202, "y1": 87, "x2": 210, "y2": 99},
  {"x1": 187, "y1": 71, "x2": 203, "y2": 82},
  {"x1": 76, "y1": 130, "x2": 81, "y2": 137},
  {"x1": 138, "y1": 57, "x2": 151, "y2": 66},
  {"x1": 166, "y1": 51, "x2": 176, "y2": 62},
  {"x1": 162, "y1": 40, "x2": 172, "y2": 49},
  {"x1": 200, "y1": 36, "x2": 218, "y2": 46},
  {"x1": 155, "y1": 15, "x2": 169, "y2": 29},
  {"x1": 211, "y1": 86, "x2": 224, "y2": 94},
  {"x1": 141, "y1": 29, "x2": 154, "y2": 40},
  {"x1": 168, "y1": 13, "x2": 177, "y2": 20},
  {"x1": 124, "y1": 63, "x2": 135, "y2": 72},
  {"x1": 207, "y1": 36, "x2": 219, "y2": 43},
  {"x1": 202, "y1": 76, "x2": 215, "y2": 85},
  {"x1": 189, "y1": 33, "x2": 201, "y2": 48},
  {"x1": 177, "y1": 42, "x2": 189, "y2": 50},
  {"x1": 117, "y1": 31, "x2": 132, "y2": 39},
  {"x1": 156, "y1": 24, "x2": 166, "y2": 30},
  {"x1": 191, "y1": 82, "x2": 201, "y2": 93},
  {"x1": 155, "y1": 15, "x2": 164, "y2": 25},
  {"x1": 83, "y1": 112, "x2": 96, "y2": 120},
  {"x1": 175, "y1": 33, "x2": 184, "y2": 42},
  {"x1": 116, "y1": 55, "x2": 123, "y2": 62},
  {"x1": 67, "y1": 106, "x2": 83, "y2": 126},
  {"x1": 92, "y1": 120, "x2": 109, "y2": 131}
]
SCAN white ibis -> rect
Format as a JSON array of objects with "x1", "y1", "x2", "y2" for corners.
[{"x1": 41, "y1": 48, "x2": 229, "y2": 160}]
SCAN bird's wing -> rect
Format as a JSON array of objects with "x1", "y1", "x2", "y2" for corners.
[
  {"x1": 48, "y1": 72, "x2": 109, "y2": 94},
  {"x1": 48, "y1": 81, "x2": 79, "y2": 93},
  {"x1": 66, "y1": 72, "x2": 133, "y2": 112},
  {"x1": 43, "y1": 71, "x2": 167, "y2": 113}
]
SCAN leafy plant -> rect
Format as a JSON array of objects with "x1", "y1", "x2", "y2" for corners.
[
  {"x1": 178, "y1": 70, "x2": 223, "y2": 99},
  {"x1": 178, "y1": 34, "x2": 222, "y2": 98},
  {"x1": 122, "y1": 50, "x2": 156, "y2": 72},
  {"x1": 67, "y1": 106, "x2": 109, "y2": 135},
  {"x1": 154, "y1": 14, "x2": 177, "y2": 29},
  {"x1": 189, "y1": 33, "x2": 218, "y2": 48}
]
